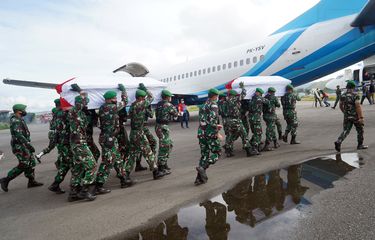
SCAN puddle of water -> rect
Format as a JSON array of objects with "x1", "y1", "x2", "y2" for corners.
[{"x1": 125, "y1": 153, "x2": 363, "y2": 240}]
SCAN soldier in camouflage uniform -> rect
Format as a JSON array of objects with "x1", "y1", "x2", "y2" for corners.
[
  {"x1": 68, "y1": 95, "x2": 97, "y2": 201},
  {"x1": 84, "y1": 108, "x2": 100, "y2": 162},
  {"x1": 275, "y1": 116, "x2": 283, "y2": 140},
  {"x1": 0, "y1": 104, "x2": 43, "y2": 192},
  {"x1": 48, "y1": 101, "x2": 73, "y2": 194},
  {"x1": 249, "y1": 88, "x2": 267, "y2": 156},
  {"x1": 95, "y1": 87, "x2": 128, "y2": 193},
  {"x1": 194, "y1": 88, "x2": 222, "y2": 186},
  {"x1": 263, "y1": 87, "x2": 281, "y2": 151},
  {"x1": 223, "y1": 89, "x2": 251, "y2": 157},
  {"x1": 124, "y1": 86, "x2": 165, "y2": 185},
  {"x1": 155, "y1": 90, "x2": 179, "y2": 174},
  {"x1": 218, "y1": 92, "x2": 228, "y2": 136},
  {"x1": 281, "y1": 84, "x2": 301, "y2": 144},
  {"x1": 36, "y1": 99, "x2": 61, "y2": 168},
  {"x1": 334, "y1": 80, "x2": 368, "y2": 152}
]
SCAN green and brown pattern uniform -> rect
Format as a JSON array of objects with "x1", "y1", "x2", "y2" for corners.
[
  {"x1": 281, "y1": 92, "x2": 301, "y2": 138},
  {"x1": 263, "y1": 93, "x2": 281, "y2": 143},
  {"x1": 249, "y1": 95, "x2": 267, "y2": 149},
  {"x1": 197, "y1": 99, "x2": 221, "y2": 169},
  {"x1": 124, "y1": 91, "x2": 157, "y2": 172},
  {"x1": 7, "y1": 115, "x2": 37, "y2": 180},
  {"x1": 336, "y1": 91, "x2": 364, "y2": 145},
  {"x1": 155, "y1": 99, "x2": 178, "y2": 167}
]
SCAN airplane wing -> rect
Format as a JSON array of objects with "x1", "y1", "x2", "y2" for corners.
[
  {"x1": 3, "y1": 78, "x2": 57, "y2": 89},
  {"x1": 351, "y1": 0, "x2": 375, "y2": 28}
]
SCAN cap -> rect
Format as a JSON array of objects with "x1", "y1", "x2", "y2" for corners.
[
  {"x1": 346, "y1": 80, "x2": 356, "y2": 89},
  {"x1": 268, "y1": 87, "x2": 276, "y2": 93},
  {"x1": 162, "y1": 89, "x2": 173, "y2": 97},
  {"x1": 103, "y1": 91, "x2": 117, "y2": 100},
  {"x1": 12, "y1": 104, "x2": 27, "y2": 112},
  {"x1": 286, "y1": 84, "x2": 294, "y2": 90},
  {"x1": 256, "y1": 88, "x2": 264, "y2": 94},
  {"x1": 229, "y1": 89, "x2": 238, "y2": 96},
  {"x1": 136, "y1": 89, "x2": 147, "y2": 97},
  {"x1": 208, "y1": 88, "x2": 220, "y2": 96}
]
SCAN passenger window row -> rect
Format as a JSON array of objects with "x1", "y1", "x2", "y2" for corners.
[{"x1": 161, "y1": 55, "x2": 265, "y2": 83}]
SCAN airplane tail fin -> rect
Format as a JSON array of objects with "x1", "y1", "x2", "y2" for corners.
[{"x1": 272, "y1": 0, "x2": 369, "y2": 35}]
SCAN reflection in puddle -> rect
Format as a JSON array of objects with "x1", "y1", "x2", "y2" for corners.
[{"x1": 125, "y1": 153, "x2": 363, "y2": 240}]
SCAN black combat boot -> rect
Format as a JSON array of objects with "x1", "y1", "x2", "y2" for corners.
[
  {"x1": 282, "y1": 133, "x2": 288, "y2": 143},
  {"x1": 245, "y1": 147, "x2": 252, "y2": 157},
  {"x1": 196, "y1": 166, "x2": 208, "y2": 184},
  {"x1": 225, "y1": 148, "x2": 234, "y2": 157},
  {"x1": 77, "y1": 185, "x2": 96, "y2": 201},
  {"x1": 96, "y1": 183, "x2": 111, "y2": 195},
  {"x1": 334, "y1": 141, "x2": 341, "y2": 152},
  {"x1": 274, "y1": 140, "x2": 280, "y2": 149},
  {"x1": 48, "y1": 181, "x2": 65, "y2": 194},
  {"x1": 27, "y1": 178, "x2": 44, "y2": 188},
  {"x1": 135, "y1": 161, "x2": 147, "y2": 172},
  {"x1": 0, "y1": 177, "x2": 11, "y2": 192},
  {"x1": 68, "y1": 186, "x2": 81, "y2": 202},
  {"x1": 194, "y1": 172, "x2": 204, "y2": 186},
  {"x1": 278, "y1": 131, "x2": 283, "y2": 140},
  {"x1": 290, "y1": 136, "x2": 301, "y2": 145},
  {"x1": 262, "y1": 141, "x2": 274, "y2": 151},
  {"x1": 153, "y1": 169, "x2": 165, "y2": 180},
  {"x1": 249, "y1": 146, "x2": 259, "y2": 156},
  {"x1": 159, "y1": 165, "x2": 171, "y2": 175},
  {"x1": 121, "y1": 173, "x2": 135, "y2": 188},
  {"x1": 357, "y1": 141, "x2": 368, "y2": 150}
]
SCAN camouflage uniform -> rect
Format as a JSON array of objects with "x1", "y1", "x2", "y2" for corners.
[
  {"x1": 218, "y1": 97, "x2": 229, "y2": 136},
  {"x1": 53, "y1": 108, "x2": 73, "y2": 185},
  {"x1": 263, "y1": 92, "x2": 281, "y2": 148},
  {"x1": 281, "y1": 91, "x2": 301, "y2": 143},
  {"x1": 155, "y1": 99, "x2": 178, "y2": 170},
  {"x1": 223, "y1": 92, "x2": 251, "y2": 156},
  {"x1": 68, "y1": 100, "x2": 97, "y2": 188},
  {"x1": 197, "y1": 99, "x2": 221, "y2": 168},
  {"x1": 275, "y1": 117, "x2": 283, "y2": 140},
  {"x1": 124, "y1": 91, "x2": 158, "y2": 173},
  {"x1": 118, "y1": 108, "x2": 130, "y2": 162},
  {"x1": 336, "y1": 91, "x2": 364, "y2": 146},
  {"x1": 7, "y1": 115, "x2": 37, "y2": 181},
  {"x1": 96, "y1": 96, "x2": 127, "y2": 186},
  {"x1": 240, "y1": 99, "x2": 250, "y2": 136},
  {"x1": 249, "y1": 94, "x2": 267, "y2": 152},
  {"x1": 84, "y1": 109, "x2": 100, "y2": 162},
  {"x1": 40, "y1": 108, "x2": 57, "y2": 157}
]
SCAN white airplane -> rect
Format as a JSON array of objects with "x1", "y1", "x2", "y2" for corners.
[{"x1": 3, "y1": 0, "x2": 375, "y2": 106}]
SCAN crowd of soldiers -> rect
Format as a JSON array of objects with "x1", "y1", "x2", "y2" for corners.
[{"x1": 0, "y1": 80, "x2": 368, "y2": 201}]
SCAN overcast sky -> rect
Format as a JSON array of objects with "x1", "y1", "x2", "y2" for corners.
[{"x1": 0, "y1": 0, "x2": 322, "y2": 112}]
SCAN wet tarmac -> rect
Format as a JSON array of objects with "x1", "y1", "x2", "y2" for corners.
[{"x1": 124, "y1": 153, "x2": 363, "y2": 240}]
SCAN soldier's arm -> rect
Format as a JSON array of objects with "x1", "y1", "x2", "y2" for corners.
[
  {"x1": 207, "y1": 104, "x2": 219, "y2": 130},
  {"x1": 168, "y1": 103, "x2": 179, "y2": 117},
  {"x1": 240, "y1": 87, "x2": 247, "y2": 101},
  {"x1": 355, "y1": 96, "x2": 364, "y2": 124},
  {"x1": 275, "y1": 97, "x2": 281, "y2": 108}
]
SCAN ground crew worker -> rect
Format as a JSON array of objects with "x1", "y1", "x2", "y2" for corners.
[
  {"x1": 223, "y1": 89, "x2": 251, "y2": 157},
  {"x1": 155, "y1": 89, "x2": 179, "y2": 174},
  {"x1": 47, "y1": 100, "x2": 72, "y2": 194},
  {"x1": 68, "y1": 95, "x2": 97, "y2": 201},
  {"x1": 95, "y1": 86, "x2": 128, "y2": 193},
  {"x1": 194, "y1": 88, "x2": 222, "y2": 186},
  {"x1": 263, "y1": 87, "x2": 281, "y2": 151},
  {"x1": 332, "y1": 85, "x2": 342, "y2": 109},
  {"x1": 124, "y1": 86, "x2": 164, "y2": 185},
  {"x1": 334, "y1": 80, "x2": 368, "y2": 152},
  {"x1": 249, "y1": 88, "x2": 266, "y2": 156},
  {"x1": 0, "y1": 104, "x2": 43, "y2": 192},
  {"x1": 281, "y1": 84, "x2": 301, "y2": 144}
]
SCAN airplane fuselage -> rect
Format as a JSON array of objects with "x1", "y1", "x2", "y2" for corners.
[{"x1": 151, "y1": 14, "x2": 375, "y2": 99}]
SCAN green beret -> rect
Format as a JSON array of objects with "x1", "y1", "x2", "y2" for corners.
[
  {"x1": 268, "y1": 87, "x2": 276, "y2": 93},
  {"x1": 103, "y1": 90, "x2": 117, "y2": 100},
  {"x1": 286, "y1": 84, "x2": 294, "y2": 90},
  {"x1": 75, "y1": 95, "x2": 83, "y2": 103},
  {"x1": 219, "y1": 91, "x2": 227, "y2": 97},
  {"x1": 346, "y1": 80, "x2": 356, "y2": 89},
  {"x1": 12, "y1": 104, "x2": 27, "y2": 112},
  {"x1": 208, "y1": 88, "x2": 220, "y2": 96},
  {"x1": 54, "y1": 98, "x2": 61, "y2": 106},
  {"x1": 229, "y1": 89, "x2": 238, "y2": 96},
  {"x1": 136, "y1": 89, "x2": 147, "y2": 98},
  {"x1": 162, "y1": 89, "x2": 173, "y2": 97},
  {"x1": 52, "y1": 107, "x2": 57, "y2": 114},
  {"x1": 256, "y1": 88, "x2": 264, "y2": 94}
]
